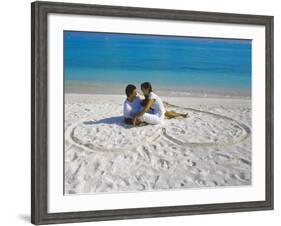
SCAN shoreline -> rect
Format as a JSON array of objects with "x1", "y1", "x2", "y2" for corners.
[
  {"x1": 65, "y1": 80, "x2": 251, "y2": 99},
  {"x1": 65, "y1": 93, "x2": 251, "y2": 109}
]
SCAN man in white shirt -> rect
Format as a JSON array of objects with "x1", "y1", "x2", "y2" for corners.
[{"x1": 123, "y1": 84, "x2": 142, "y2": 124}]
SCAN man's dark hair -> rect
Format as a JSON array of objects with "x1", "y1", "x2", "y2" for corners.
[
  {"x1": 141, "y1": 82, "x2": 153, "y2": 92},
  {"x1": 125, "y1": 84, "x2": 136, "y2": 97}
]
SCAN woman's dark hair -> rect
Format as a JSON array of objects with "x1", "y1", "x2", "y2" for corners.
[
  {"x1": 125, "y1": 84, "x2": 136, "y2": 97},
  {"x1": 141, "y1": 82, "x2": 153, "y2": 92}
]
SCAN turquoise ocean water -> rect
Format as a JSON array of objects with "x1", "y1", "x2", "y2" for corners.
[{"x1": 64, "y1": 31, "x2": 251, "y2": 97}]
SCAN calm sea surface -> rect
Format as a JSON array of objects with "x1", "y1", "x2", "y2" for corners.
[{"x1": 64, "y1": 31, "x2": 251, "y2": 97}]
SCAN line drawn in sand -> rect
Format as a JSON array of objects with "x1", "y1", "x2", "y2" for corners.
[{"x1": 65, "y1": 102, "x2": 251, "y2": 153}]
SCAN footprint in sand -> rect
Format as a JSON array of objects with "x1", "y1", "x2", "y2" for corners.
[
  {"x1": 195, "y1": 179, "x2": 206, "y2": 186},
  {"x1": 158, "y1": 159, "x2": 170, "y2": 170},
  {"x1": 238, "y1": 158, "x2": 251, "y2": 166},
  {"x1": 186, "y1": 159, "x2": 196, "y2": 167},
  {"x1": 235, "y1": 172, "x2": 250, "y2": 182},
  {"x1": 215, "y1": 153, "x2": 231, "y2": 161}
]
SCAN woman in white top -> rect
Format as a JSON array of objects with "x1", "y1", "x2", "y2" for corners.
[{"x1": 133, "y1": 82, "x2": 188, "y2": 126}]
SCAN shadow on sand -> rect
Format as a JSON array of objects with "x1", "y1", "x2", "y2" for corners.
[{"x1": 83, "y1": 116, "x2": 134, "y2": 129}]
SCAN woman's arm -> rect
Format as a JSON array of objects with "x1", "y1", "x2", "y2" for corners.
[
  {"x1": 137, "y1": 98, "x2": 155, "y2": 117},
  {"x1": 140, "y1": 96, "x2": 148, "y2": 107}
]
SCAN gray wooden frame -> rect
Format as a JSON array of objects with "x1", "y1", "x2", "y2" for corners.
[{"x1": 31, "y1": 1, "x2": 274, "y2": 225}]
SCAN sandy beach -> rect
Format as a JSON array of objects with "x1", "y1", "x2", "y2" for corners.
[{"x1": 64, "y1": 93, "x2": 251, "y2": 195}]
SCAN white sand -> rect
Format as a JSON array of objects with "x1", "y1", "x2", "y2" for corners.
[{"x1": 64, "y1": 94, "x2": 251, "y2": 194}]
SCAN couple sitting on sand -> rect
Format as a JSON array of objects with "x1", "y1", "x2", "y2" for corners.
[{"x1": 123, "y1": 82, "x2": 188, "y2": 126}]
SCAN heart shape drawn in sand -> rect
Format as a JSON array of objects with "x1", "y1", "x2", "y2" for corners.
[{"x1": 66, "y1": 103, "x2": 251, "y2": 152}]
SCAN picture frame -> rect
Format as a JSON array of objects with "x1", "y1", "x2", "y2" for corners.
[{"x1": 31, "y1": 1, "x2": 274, "y2": 225}]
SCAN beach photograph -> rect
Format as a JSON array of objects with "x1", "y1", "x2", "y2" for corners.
[{"x1": 64, "y1": 31, "x2": 252, "y2": 195}]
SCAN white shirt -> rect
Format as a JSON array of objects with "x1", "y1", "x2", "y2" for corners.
[
  {"x1": 123, "y1": 96, "x2": 142, "y2": 119},
  {"x1": 148, "y1": 92, "x2": 165, "y2": 118}
]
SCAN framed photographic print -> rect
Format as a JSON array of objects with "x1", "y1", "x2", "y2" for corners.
[{"x1": 31, "y1": 1, "x2": 274, "y2": 225}]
